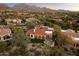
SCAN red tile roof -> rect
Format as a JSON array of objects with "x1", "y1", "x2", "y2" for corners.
[
  {"x1": 0, "y1": 26, "x2": 11, "y2": 37},
  {"x1": 27, "y1": 26, "x2": 52, "y2": 36}
]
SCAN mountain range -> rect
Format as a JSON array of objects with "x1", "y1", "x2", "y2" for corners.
[
  {"x1": 0, "y1": 3, "x2": 58, "y2": 13},
  {"x1": 0, "y1": 3, "x2": 75, "y2": 13}
]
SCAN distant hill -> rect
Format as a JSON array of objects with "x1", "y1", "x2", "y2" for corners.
[
  {"x1": 0, "y1": 3, "x2": 75, "y2": 13},
  {"x1": 0, "y1": 3, "x2": 10, "y2": 10},
  {"x1": 11, "y1": 3, "x2": 55, "y2": 12}
]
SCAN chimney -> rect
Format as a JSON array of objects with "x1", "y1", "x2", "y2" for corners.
[{"x1": 34, "y1": 27, "x2": 36, "y2": 32}]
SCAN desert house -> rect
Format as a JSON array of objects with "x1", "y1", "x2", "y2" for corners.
[
  {"x1": 26, "y1": 25, "x2": 53, "y2": 39},
  {"x1": 61, "y1": 29, "x2": 79, "y2": 41},
  {"x1": 25, "y1": 17, "x2": 39, "y2": 22},
  {"x1": 0, "y1": 25, "x2": 12, "y2": 41},
  {"x1": 5, "y1": 18, "x2": 22, "y2": 25}
]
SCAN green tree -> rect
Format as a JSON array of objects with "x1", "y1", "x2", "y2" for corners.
[
  {"x1": 73, "y1": 22, "x2": 79, "y2": 33},
  {"x1": 11, "y1": 26, "x2": 28, "y2": 47},
  {"x1": 0, "y1": 18, "x2": 7, "y2": 25},
  {"x1": 52, "y1": 25, "x2": 61, "y2": 39},
  {"x1": 52, "y1": 24, "x2": 73, "y2": 46},
  {"x1": 0, "y1": 41, "x2": 8, "y2": 52},
  {"x1": 53, "y1": 25, "x2": 62, "y2": 46}
]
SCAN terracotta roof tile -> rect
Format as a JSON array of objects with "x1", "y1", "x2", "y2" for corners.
[
  {"x1": 26, "y1": 26, "x2": 52, "y2": 36},
  {"x1": 0, "y1": 27, "x2": 11, "y2": 37}
]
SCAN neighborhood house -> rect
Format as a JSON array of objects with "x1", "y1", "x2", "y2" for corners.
[
  {"x1": 6, "y1": 18, "x2": 22, "y2": 25},
  {"x1": 61, "y1": 29, "x2": 79, "y2": 43},
  {"x1": 0, "y1": 25, "x2": 12, "y2": 41},
  {"x1": 26, "y1": 25, "x2": 53, "y2": 39}
]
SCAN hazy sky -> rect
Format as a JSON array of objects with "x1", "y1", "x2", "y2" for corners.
[{"x1": 5, "y1": 3, "x2": 79, "y2": 11}]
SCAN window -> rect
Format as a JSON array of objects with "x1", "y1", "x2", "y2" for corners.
[
  {"x1": 31, "y1": 35, "x2": 33, "y2": 37},
  {"x1": 30, "y1": 34, "x2": 34, "y2": 38},
  {"x1": 4, "y1": 35, "x2": 10, "y2": 40}
]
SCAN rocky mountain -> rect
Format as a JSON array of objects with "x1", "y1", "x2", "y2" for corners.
[
  {"x1": 11, "y1": 3, "x2": 55, "y2": 12},
  {"x1": 0, "y1": 3, "x2": 77, "y2": 14}
]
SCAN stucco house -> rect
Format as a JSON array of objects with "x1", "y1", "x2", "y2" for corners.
[
  {"x1": 26, "y1": 25, "x2": 53, "y2": 39},
  {"x1": 61, "y1": 29, "x2": 79, "y2": 42},
  {"x1": 0, "y1": 25, "x2": 12, "y2": 41},
  {"x1": 5, "y1": 18, "x2": 22, "y2": 25}
]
